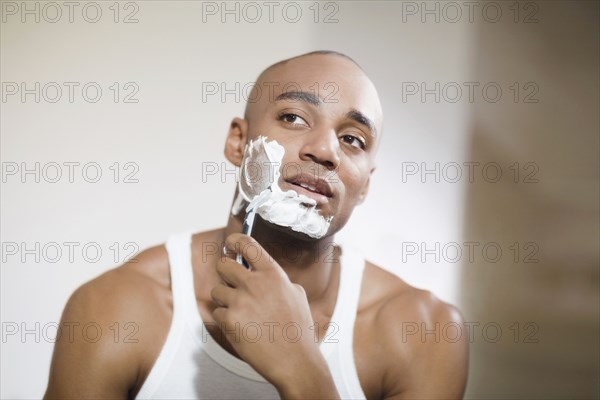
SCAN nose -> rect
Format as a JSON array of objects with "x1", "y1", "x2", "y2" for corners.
[{"x1": 299, "y1": 129, "x2": 341, "y2": 171}]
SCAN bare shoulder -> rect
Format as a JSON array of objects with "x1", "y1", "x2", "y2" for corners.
[
  {"x1": 45, "y1": 243, "x2": 172, "y2": 399},
  {"x1": 67, "y1": 243, "x2": 171, "y2": 325},
  {"x1": 363, "y1": 261, "x2": 464, "y2": 325},
  {"x1": 359, "y1": 261, "x2": 468, "y2": 400}
]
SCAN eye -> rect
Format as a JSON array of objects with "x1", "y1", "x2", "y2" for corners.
[
  {"x1": 341, "y1": 134, "x2": 366, "y2": 150},
  {"x1": 278, "y1": 112, "x2": 309, "y2": 127}
]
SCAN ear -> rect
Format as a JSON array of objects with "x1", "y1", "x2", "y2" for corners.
[
  {"x1": 224, "y1": 117, "x2": 249, "y2": 167},
  {"x1": 356, "y1": 166, "x2": 376, "y2": 205}
]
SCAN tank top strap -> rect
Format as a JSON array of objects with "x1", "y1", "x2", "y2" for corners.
[
  {"x1": 135, "y1": 231, "x2": 196, "y2": 399},
  {"x1": 333, "y1": 244, "x2": 366, "y2": 332},
  {"x1": 164, "y1": 230, "x2": 196, "y2": 319},
  {"x1": 318, "y1": 242, "x2": 367, "y2": 399}
]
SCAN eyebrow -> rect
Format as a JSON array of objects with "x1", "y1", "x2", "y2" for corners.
[
  {"x1": 347, "y1": 109, "x2": 377, "y2": 137},
  {"x1": 275, "y1": 91, "x2": 377, "y2": 137},
  {"x1": 275, "y1": 91, "x2": 321, "y2": 106}
]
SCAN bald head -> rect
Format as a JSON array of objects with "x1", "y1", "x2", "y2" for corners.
[{"x1": 255, "y1": 51, "x2": 364, "y2": 83}]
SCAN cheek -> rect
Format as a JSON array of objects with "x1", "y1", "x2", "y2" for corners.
[
  {"x1": 341, "y1": 160, "x2": 369, "y2": 189},
  {"x1": 334, "y1": 178, "x2": 360, "y2": 209}
]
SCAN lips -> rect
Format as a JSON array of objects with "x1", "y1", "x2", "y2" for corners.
[{"x1": 283, "y1": 173, "x2": 334, "y2": 204}]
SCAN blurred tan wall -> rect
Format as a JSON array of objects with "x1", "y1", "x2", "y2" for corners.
[{"x1": 459, "y1": 2, "x2": 599, "y2": 398}]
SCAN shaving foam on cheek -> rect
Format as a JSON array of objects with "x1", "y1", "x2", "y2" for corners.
[
  {"x1": 231, "y1": 136, "x2": 333, "y2": 239},
  {"x1": 231, "y1": 136, "x2": 283, "y2": 215}
]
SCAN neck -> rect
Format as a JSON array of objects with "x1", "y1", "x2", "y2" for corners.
[{"x1": 222, "y1": 211, "x2": 338, "y2": 303}]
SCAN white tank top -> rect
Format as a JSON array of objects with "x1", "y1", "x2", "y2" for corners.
[{"x1": 135, "y1": 231, "x2": 367, "y2": 399}]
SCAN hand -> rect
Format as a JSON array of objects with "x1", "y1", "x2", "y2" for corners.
[{"x1": 211, "y1": 233, "x2": 329, "y2": 390}]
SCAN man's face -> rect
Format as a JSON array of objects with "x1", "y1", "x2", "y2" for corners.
[{"x1": 242, "y1": 54, "x2": 383, "y2": 237}]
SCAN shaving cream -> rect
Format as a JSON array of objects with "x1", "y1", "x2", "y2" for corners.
[{"x1": 231, "y1": 136, "x2": 333, "y2": 239}]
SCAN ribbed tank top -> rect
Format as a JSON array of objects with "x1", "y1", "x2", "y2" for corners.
[{"x1": 135, "y1": 231, "x2": 367, "y2": 399}]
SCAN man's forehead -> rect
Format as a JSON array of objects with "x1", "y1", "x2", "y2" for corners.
[
  {"x1": 250, "y1": 54, "x2": 383, "y2": 129},
  {"x1": 258, "y1": 54, "x2": 367, "y2": 90}
]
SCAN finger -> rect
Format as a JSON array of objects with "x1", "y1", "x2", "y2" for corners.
[
  {"x1": 210, "y1": 283, "x2": 236, "y2": 307},
  {"x1": 225, "y1": 233, "x2": 278, "y2": 272},
  {"x1": 216, "y1": 257, "x2": 249, "y2": 287},
  {"x1": 222, "y1": 243, "x2": 237, "y2": 260}
]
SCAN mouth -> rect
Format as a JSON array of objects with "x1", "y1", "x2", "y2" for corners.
[{"x1": 283, "y1": 173, "x2": 334, "y2": 205}]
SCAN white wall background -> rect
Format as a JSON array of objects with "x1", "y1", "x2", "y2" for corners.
[{"x1": 1, "y1": 1, "x2": 597, "y2": 398}]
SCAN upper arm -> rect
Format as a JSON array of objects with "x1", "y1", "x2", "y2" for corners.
[
  {"x1": 380, "y1": 291, "x2": 469, "y2": 400},
  {"x1": 44, "y1": 272, "x2": 142, "y2": 399}
]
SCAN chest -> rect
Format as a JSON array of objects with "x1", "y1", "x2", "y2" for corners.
[{"x1": 195, "y1": 297, "x2": 385, "y2": 400}]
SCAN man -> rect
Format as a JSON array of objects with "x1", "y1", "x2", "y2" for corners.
[{"x1": 45, "y1": 51, "x2": 468, "y2": 399}]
